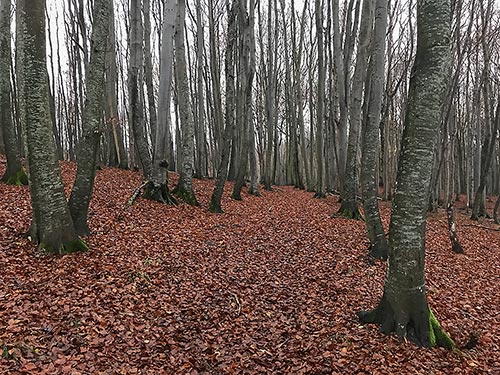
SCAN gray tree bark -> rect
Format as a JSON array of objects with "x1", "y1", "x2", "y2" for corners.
[
  {"x1": 210, "y1": 0, "x2": 237, "y2": 213},
  {"x1": 105, "y1": 0, "x2": 128, "y2": 169},
  {"x1": 143, "y1": 0, "x2": 177, "y2": 204},
  {"x1": 172, "y1": 0, "x2": 198, "y2": 205},
  {"x1": 23, "y1": 0, "x2": 86, "y2": 254},
  {"x1": 313, "y1": 0, "x2": 325, "y2": 198},
  {"x1": 339, "y1": 0, "x2": 373, "y2": 219},
  {"x1": 359, "y1": 0, "x2": 455, "y2": 349},
  {"x1": 129, "y1": 0, "x2": 153, "y2": 179},
  {"x1": 0, "y1": 0, "x2": 25, "y2": 184},
  {"x1": 68, "y1": 0, "x2": 111, "y2": 236},
  {"x1": 360, "y1": 0, "x2": 389, "y2": 259}
]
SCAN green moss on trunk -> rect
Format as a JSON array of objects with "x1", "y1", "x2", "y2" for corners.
[
  {"x1": 5, "y1": 168, "x2": 29, "y2": 186},
  {"x1": 429, "y1": 308, "x2": 455, "y2": 349},
  {"x1": 338, "y1": 200, "x2": 364, "y2": 220},
  {"x1": 173, "y1": 185, "x2": 199, "y2": 206}
]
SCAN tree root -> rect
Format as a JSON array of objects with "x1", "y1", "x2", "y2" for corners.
[
  {"x1": 338, "y1": 200, "x2": 364, "y2": 220},
  {"x1": 358, "y1": 295, "x2": 455, "y2": 349},
  {"x1": 39, "y1": 237, "x2": 88, "y2": 255}
]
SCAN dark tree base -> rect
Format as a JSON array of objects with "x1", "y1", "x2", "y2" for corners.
[
  {"x1": 313, "y1": 191, "x2": 326, "y2": 199},
  {"x1": 494, "y1": 196, "x2": 499, "y2": 224},
  {"x1": 358, "y1": 293, "x2": 455, "y2": 349},
  {"x1": 173, "y1": 185, "x2": 199, "y2": 206},
  {"x1": 369, "y1": 241, "x2": 388, "y2": 260},
  {"x1": 2, "y1": 168, "x2": 29, "y2": 186},
  {"x1": 39, "y1": 237, "x2": 88, "y2": 255},
  {"x1": 248, "y1": 187, "x2": 261, "y2": 196},
  {"x1": 144, "y1": 182, "x2": 177, "y2": 205},
  {"x1": 209, "y1": 200, "x2": 224, "y2": 213},
  {"x1": 338, "y1": 200, "x2": 363, "y2": 220}
]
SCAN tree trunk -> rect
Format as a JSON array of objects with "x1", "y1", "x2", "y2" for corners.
[
  {"x1": 129, "y1": 0, "x2": 153, "y2": 180},
  {"x1": 0, "y1": 0, "x2": 26, "y2": 184},
  {"x1": 339, "y1": 0, "x2": 373, "y2": 219},
  {"x1": 143, "y1": 0, "x2": 177, "y2": 205},
  {"x1": 314, "y1": 0, "x2": 325, "y2": 198},
  {"x1": 360, "y1": 0, "x2": 389, "y2": 260},
  {"x1": 105, "y1": 0, "x2": 128, "y2": 169},
  {"x1": 68, "y1": 0, "x2": 110, "y2": 236},
  {"x1": 210, "y1": 0, "x2": 237, "y2": 213},
  {"x1": 172, "y1": 0, "x2": 198, "y2": 205},
  {"x1": 143, "y1": 0, "x2": 157, "y2": 152},
  {"x1": 359, "y1": 0, "x2": 454, "y2": 349},
  {"x1": 23, "y1": 0, "x2": 86, "y2": 254}
]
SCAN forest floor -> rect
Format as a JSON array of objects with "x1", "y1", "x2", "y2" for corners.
[{"x1": 0, "y1": 157, "x2": 499, "y2": 375}]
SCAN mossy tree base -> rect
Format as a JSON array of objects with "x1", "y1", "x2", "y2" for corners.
[
  {"x1": 173, "y1": 185, "x2": 199, "y2": 206},
  {"x1": 3, "y1": 168, "x2": 29, "y2": 186},
  {"x1": 358, "y1": 293, "x2": 455, "y2": 349},
  {"x1": 39, "y1": 238, "x2": 88, "y2": 255},
  {"x1": 338, "y1": 200, "x2": 364, "y2": 220}
]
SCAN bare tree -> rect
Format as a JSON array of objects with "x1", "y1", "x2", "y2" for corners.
[{"x1": 173, "y1": 0, "x2": 199, "y2": 205}]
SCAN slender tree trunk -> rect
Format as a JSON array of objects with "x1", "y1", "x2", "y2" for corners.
[
  {"x1": 0, "y1": 0, "x2": 25, "y2": 184},
  {"x1": 105, "y1": 0, "x2": 128, "y2": 169},
  {"x1": 129, "y1": 0, "x2": 153, "y2": 179},
  {"x1": 194, "y1": 0, "x2": 208, "y2": 178},
  {"x1": 210, "y1": 0, "x2": 237, "y2": 213},
  {"x1": 172, "y1": 0, "x2": 198, "y2": 205},
  {"x1": 359, "y1": 0, "x2": 454, "y2": 349},
  {"x1": 339, "y1": 0, "x2": 373, "y2": 219},
  {"x1": 143, "y1": 0, "x2": 157, "y2": 151},
  {"x1": 68, "y1": 0, "x2": 110, "y2": 236},
  {"x1": 208, "y1": 0, "x2": 223, "y2": 165},
  {"x1": 143, "y1": 0, "x2": 177, "y2": 204},
  {"x1": 314, "y1": 0, "x2": 325, "y2": 198},
  {"x1": 332, "y1": 0, "x2": 348, "y2": 191},
  {"x1": 263, "y1": 0, "x2": 276, "y2": 191},
  {"x1": 23, "y1": 0, "x2": 86, "y2": 254},
  {"x1": 360, "y1": 0, "x2": 389, "y2": 260}
]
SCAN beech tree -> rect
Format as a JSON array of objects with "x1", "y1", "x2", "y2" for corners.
[
  {"x1": 22, "y1": 0, "x2": 86, "y2": 254},
  {"x1": 359, "y1": 0, "x2": 455, "y2": 347},
  {"x1": 172, "y1": 0, "x2": 198, "y2": 205},
  {"x1": 68, "y1": 0, "x2": 111, "y2": 236},
  {"x1": 0, "y1": 0, "x2": 25, "y2": 184},
  {"x1": 360, "y1": 0, "x2": 389, "y2": 260}
]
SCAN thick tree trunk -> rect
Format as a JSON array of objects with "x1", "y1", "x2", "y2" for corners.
[
  {"x1": 173, "y1": 0, "x2": 198, "y2": 205},
  {"x1": 68, "y1": 0, "x2": 110, "y2": 236},
  {"x1": 0, "y1": 0, "x2": 25, "y2": 184},
  {"x1": 359, "y1": 0, "x2": 454, "y2": 348},
  {"x1": 360, "y1": 0, "x2": 389, "y2": 260},
  {"x1": 23, "y1": 0, "x2": 86, "y2": 254}
]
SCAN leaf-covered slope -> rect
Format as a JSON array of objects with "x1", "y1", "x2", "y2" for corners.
[{"x1": 0, "y1": 157, "x2": 498, "y2": 374}]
